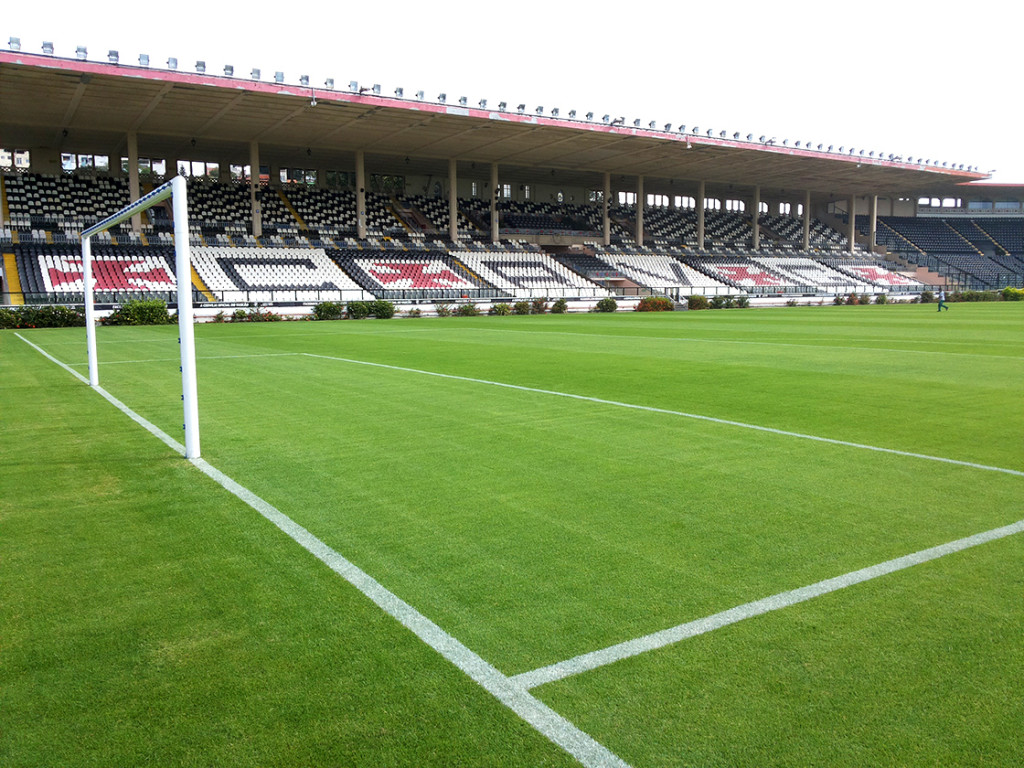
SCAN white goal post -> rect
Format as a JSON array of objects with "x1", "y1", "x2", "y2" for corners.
[{"x1": 81, "y1": 175, "x2": 200, "y2": 458}]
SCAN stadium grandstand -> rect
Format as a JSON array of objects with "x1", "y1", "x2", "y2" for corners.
[{"x1": 2, "y1": 42, "x2": 1023, "y2": 311}]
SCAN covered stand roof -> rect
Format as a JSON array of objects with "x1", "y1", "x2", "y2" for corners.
[{"x1": 0, "y1": 50, "x2": 989, "y2": 200}]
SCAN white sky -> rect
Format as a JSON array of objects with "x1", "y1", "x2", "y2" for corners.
[{"x1": 6, "y1": 1, "x2": 1023, "y2": 184}]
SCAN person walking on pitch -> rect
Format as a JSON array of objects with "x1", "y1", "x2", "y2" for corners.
[{"x1": 937, "y1": 289, "x2": 950, "y2": 311}]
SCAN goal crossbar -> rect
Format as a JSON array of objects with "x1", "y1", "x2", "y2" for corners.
[{"x1": 82, "y1": 175, "x2": 200, "y2": 458}]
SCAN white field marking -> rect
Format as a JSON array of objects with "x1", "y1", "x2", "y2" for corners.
[
  {"x1": 303, "y1": 353, "x2": 1024, "y2": 478},
  {"x1": 512, "y1": 517, "x2": 1024, "y2": 689},
  {"x1": 64, "y1": 352, "x2": 301, "y2": 367},
  {"x1": 16, "y1": 334, "x2": 632, "y2": 768}
]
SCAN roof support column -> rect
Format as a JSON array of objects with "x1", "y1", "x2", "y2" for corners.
[
  {"x1": 697, "y1": 181, "x2": 706, "y2": 250},
  {"x1": 603, "y1": 172, "x2": 611, "y2": 247},
  {"x1": 448, "y1": 159, "x2": 458, "y2": 243},
  {"x1": 803, "y1": 190, "x2": 812, "y2": 251},
  {"x1": 249, "y1": 141, "x2": 262, "y2": 239},
  {"x1": 868, "y1": 194, "x2": 878, "y2": 253},
  {"x1": 127, "y1": 131, "x2": 141, "y2": 233},
  {"x1": 847, "y1": 195, "x2": 856, "y2": 254},
  {"x1": 752, "y1": 185, "x2": 761, "y2": 250},
  {"x1": 635, "y1": 175, "x2": 644, "y2": 247},
  {"x1": 490, "y1": 163, "x2": 499, "y2": 244},
  {"x1": 356, "y1": 150, "x2": 367, "y2": 240}
]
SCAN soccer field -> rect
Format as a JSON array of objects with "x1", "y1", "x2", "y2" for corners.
[{"x1": 3, "y1": 303, "x2": 1023, "y2": 767}]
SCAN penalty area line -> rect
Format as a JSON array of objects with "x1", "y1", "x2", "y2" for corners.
[
  {"x1": 302, "y1": 352, "x2": 1024, "y2": 478},
  {"x1": 511, "y1": 517, "x2": 1024, "y2": 689},
  {"x1": 16, "y1": 332, "x2": 632, "y2": 768}
]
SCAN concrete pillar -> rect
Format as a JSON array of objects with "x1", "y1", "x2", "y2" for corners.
[
  {"x1": 803, "y1": 190, "x2": 812, "y2": 251},
  {"x1": 697, "y1": 181, "x2": 706, "y2": 250},
  {"x1": 635, "y1": 175, "x2": 644, "y2": 247},
  {"x1": 249, "y1": 141, "x2": 262, "y2": 238},
  {"x1": 752, "y1": 185, "x2": 761, "y2": 250},
  {"x1": 448, "y1": 159, "x2": 458, "y2": 243},
  {"x1": 603, "y1": 172, "x2": 611, "y2": 247},
  {"x1": 868, "y1": 194, "x2": 878, "y2": 253},
  {"x1": 356, "y1": 150, "x2": 367, "y2": 240},
  {"x1": 847, "y1": 195, "x2": 856, "y2": 254},
  {"x1": 127, "y1": 131, "x2": 141, "y2": 232},
  {"x1": 490, "y1": 163, "x2": 499, "y2": 244}
]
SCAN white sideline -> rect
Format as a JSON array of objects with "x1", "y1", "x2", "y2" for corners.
[
  {"x1": 15, "y1": 333, "x2": 631, "y2": 768},
  {"x1": 511, "y1": 517, "x2": 1024, "y2": 689},
  {"x1": 303, "y1": 353, "x2": 1024, "y2": 478}
]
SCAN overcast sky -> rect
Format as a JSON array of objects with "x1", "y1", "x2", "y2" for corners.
[{"x1": 7, "y1": 1, "x2": 1023, "y2": 184}]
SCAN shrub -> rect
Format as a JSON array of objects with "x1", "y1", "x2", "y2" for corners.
[
  {"x1": 550, "y1": 297, "x2": 569, "y2": 314},
  {"x1": 785, "y1": 299, "x2": 799, "y2": 307},
  {"x1": 489, "y1": 303, "x2": 513, "y2": 316},
  {"x1": 434, "y1": 302, "x2": 453, "y2": 317},
  {"x1": 859, "y1": 294, "x2": 872, "y2": 305},
  {"x1": 455, "y1": 302, "x2": 481, "y2": 316},
  {"x1": 312, "y1": 301, "x2": 346, "y2": 321},
  {"x1": 919, "y1": 290, "x2": 935, "y2": 303},
  {"x1": 513, "y1": 301, "x2": 532, "y2": 315},
  {"x1": 104, "y1": 299, "x2": 173, "y2": 326},
  {"x1": 687, "y1": 295, "x2": 709, "y2": 310},
  {"x1": 0, "y1": 305, "x2": 88, "y2": 329},
  {"x1": 369, "y1": 299, "x2": 395, "y2": 319},
  {"x1": 636, "y1": 296, "x2": 674, "y2": 312},
  {"x1": 595, "y1": 297, "x2": 618, "y2": 313},
  {"x1": 531, "y1": 296, "x2": 548, "y2": 314},
  {"x1": 347, "y1": 301, "x2": 371, "y2": 319},
  {"x1": 845, "y1": 293, "x2": 858, "y2": 305},
  {"x1": 246, "y1": 308, "x2": 282, "y2": 322},
  {"x1": 833, "y1": 295, "x2": 846, "y2": 305},
  {"x1": 212, "y1": 310, "x2": 226, "y2": 323},
  {"x1": 405, "y1": 307, "x2": 422, "y2": 317},
  {"x1": 951, "y1": 290, "x2": 998, "y2": 303},
  {"x1": 875, "y1": 293, "x2": 888, "y2": 305},
  {"x1": 710, "y1": 295, "x2": 736, "y2": 309},
  {"x1": 1001, "y1": 286, "x2": 1024, "y2": 301},
  {"x1": 735, "y1": 295, "x2": 750, "y2": 308}
]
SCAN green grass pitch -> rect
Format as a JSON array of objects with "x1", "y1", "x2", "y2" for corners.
[{"x1": 2, "y1": 303, "x2": 1022, "y2": 767}]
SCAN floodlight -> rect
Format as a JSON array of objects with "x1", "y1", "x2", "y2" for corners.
[
  {"x1": 568, "y1": 110, "x2": 576, "y2": 118},
  {"x1": 549, "y1": 107, "x2": 559, "y2": 117},
  {"x1": 275, "y1": 71, "x2": 284, "y2": 83},
  {"x1": 392, "y1": 86, "x2": 402, "y2": 96},
  {"x1": 603, "y1": 114, "x2": 611, "y2": 123},
  {"x1": 706, "y1": 129, "x2": 713, "y2": 137},
  {"x1": 650, "y1": 121, "x2": 657, "y2": 129},
  {"x1": 665, "y1": 123, "x2": 672, "y2": 131},
  {"x1": 498, "y1": 101, "x2": 507, "y2": 110},
  {"x1": 139, "y1": 54, "x2": 150, "y2": 67},
  {"x1": 300, "y1": 75, "x2": 309, "y2": 86},
  {"x1": 518, "y1": 104, "x2": 526, "y2": 113},
  {"x1": 224, "y1": 64, "x2": 233, "y2": 76},
  {"x1": 734, "y1": 132, "x2": 740, "y2": 139},
  {"x1": 372, "y1": 84, "x2": 381, "y2": 95},
  {"x1": 868, "y1": 150, "x2": 874, "y2": 157},
  {"x1": 693, "y1": 127, "x2": 700, "y2": 134},
  {"x1": 8, "y1": 37, "x2": 20, "y2": 51},
  {"x1": 195, "y1": 61, "x2": 206, "y2": 73},
  {"x1": 438, "y1": 93, "x2": 447, "y2": 103},
  {"x1": 479, "y1": 98, "x2": 487, "y2": 108},
  {"x1": 747, "y1": 133, "x2": 754, "y2": 140},
  {"x1": 795, "y1": 141, "x2": 802, "y2": 148},
  {"x1": 167, "y1": 57, "x2": 178, "y2": 69},
  {"x1": 325, "y1": 78, "x2": 335, "y2": 89},
  {"x1": 252, "y1": 68, "x2": 261, "y2": 80},
  {"x1": 42, "y1": 41, "x2": 54, "y2": 55},
  {"x1": 108, "y1": 50, "x2": 119, "y2": 63},
  {"x1": 859, "y1": 150, "x2": 866, "y2": 156},
  {"x1": 720, "y1": 130, "x2": 727, "y2": 138},
  {"x1": 585, "y1": 111, "x2": 594, "y2": 120},
  {"x1": 415, "y1": 90, "x2": 424, "y2": 100},
  {"x1": 782, "y1": 138, "x2": 789, "y2": 146},
  {"x1": 828, "y1": 145, "x2": 834, "y2": 152},
  {"x1": 458, "y1": 96, "x2": 468, "y2": 105},
  {"x1": 76, "y1": 46, "x2": 87, "y2": 60},
  {"x1": 818, "y1": 144, "x2": 824, "y2": 150},
  {"x1": 633, "y1": 118, "x2": 641, "y2": 127},
  {"x1": 349, "y1": 80, "x2": 359, "y2": 91}
]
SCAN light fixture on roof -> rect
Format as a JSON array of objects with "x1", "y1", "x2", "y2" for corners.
[
  {"x1": 438, "y1": 93, "x2": 447, "y2": 103},
  {"x1": 795, "y1": 141, "x2": 802, "y2": 147},
  {"x1": 391, "y1": 86, "x2": 401, "y2": 97},
  {"x1": 349, "y1": 80, "x2": 359, "y2": 91},
  {"x1": 706, "y1": 128, "x2": 713, "y2": 137},
  {"x1": 517, "y1": 103, "x2": 526, "y2": 113},
  {"x1": 371, "y1": 84, "x2": 381, "y2": 95},
  {"x1": 693, "y1": 126, "x2": 700, "y2": 134},
  {"x1": 586, "y1": 111, "x2": 594, "y2": 120},
  {"x1": 603, "y1": 114, "x2": 611, "y2": 123},
  {"x1": 633, "y1": 118, "x2": 641, "y2": 127},
  {"x1": 611, "y1": 117, "x2": 625, "y2": 125},
  {"x1": 8, "y1": 37, "x2": 20, "y2": 51},
  {"x1": 167, "y1": 57, "x2": 178, "y2": 70},
  {"x1": 223, "y1": 64, "x2": 233, "y2": 76},
  {"x1": 139, "y1": 54, "x2": 150, "y2": 67},
  {"x1": 733, "y1": 132, "x2": 740, "y2": 139},
  {"x1": 719, "y1": 130, "x2": 726, "y2": 138},
  {"x1": 195, "y1": 61, "x2": 206, "y2": 73},
  {"x1": 551, "y1": 107, "x2": 559, "y2": 117},
  {"x1": 325, "y1": 78, "x2": 335, "y2": 89},
  {"x1": 458, "y1": 96, "x2": 467, "y2": 106},
  {"x1": 868, "y1": 150, "x2": 874, "y2": 157},
  {"x1": 817, "y1": 143, "x2": 824, "y2": 150},
  {"x1": 107, "y1": 50, "x2": 118, "y2": 63},
  {"x1": 782, "y1": 138, "x2": 789, "y2": 146},
  {"x1": 415, "y1": 90, "x2": 425, "y2": 100},
  {"x1": 300, "y1": 75, "x2": 309, "y2": 86},
  {"x1": 498, "y1": 101, "x2": 507, "y2": 110},
  {"x1": 479, "y1": 98, "x2": 487, "y2": 108},
  {"x1": 747, "y1": 133, "x2": 754, "y2": 140},
  {"x1": 569, "y1": 110, "x2": 577, "y2": 118},
  {"x1": 75, "y1": 46, "x2": 87, "y2": 60},
  {"x1": 251, "y1": 68, "x2": 261, "y2": 80},
  {"x1": 42, "y1": 41, "x2": 54, "y2": 55},
  {"x1": 650, "y1": 121, "x2": 658, "y2": 129},
  {"x1": 275, "y1": 71, "x2": 285, "y2": 83}
]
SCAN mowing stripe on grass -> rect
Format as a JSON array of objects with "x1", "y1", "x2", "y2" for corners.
[
  {"x1": 512, "y1": 517, "x2": 1024, "y2": 689},
  {"x1": 303, "y1": 353, "x2": 1024, "y2": 478},
  {"x1": 16, "y1": 333, "x2": 632, "y2": 768},
  {"x1": 65, "y1": 352, "x2": 301, "y2": 367}
]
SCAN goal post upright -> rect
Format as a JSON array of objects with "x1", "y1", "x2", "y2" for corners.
[{"x1": 81, "y1": 175, "x2": 201, "y2": 458}]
